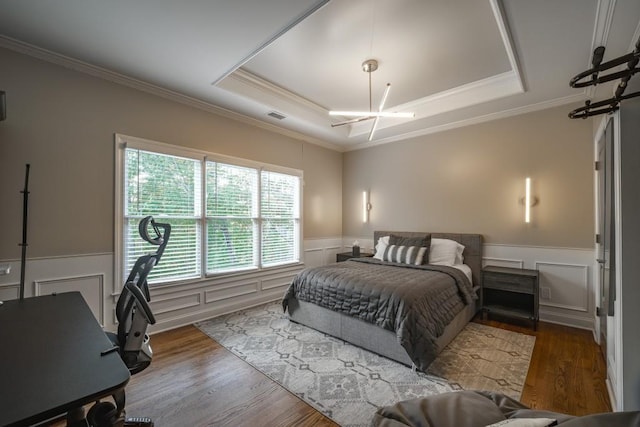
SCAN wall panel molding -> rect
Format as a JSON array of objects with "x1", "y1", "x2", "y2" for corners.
[
  {"x1": 34, "y1": 273, "x2": 105, "y2": 326},
  {"x1": 484, "y1": 244, "x2": 594, "y2": 330},
  {"x1": 536, "y1": 261, "x2": 589, "y2": 312},
  {"x1": 0, "y1": 282, "x2": 19, "y2": 301},
  {"x1": 204, "y1": 282, "x2": 259, "y2": 304},
  {"x1": 304, "y1": 237, "x2": 343, "y2": 268},
  {"x1": 482, "y1": 257, "x2": 524, "y2": 269},
  {"x1": 151, "y1": 292, "x2": 202, "y2": 316},
  {"x1": 262, "y1": 274, "x2": 296, "y2": 291},
  {"x1": 0, "y1": 239, "x2": 597, "y2": 333}
]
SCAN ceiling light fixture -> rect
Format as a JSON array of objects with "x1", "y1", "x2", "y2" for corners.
[{"x1": 329, "y1": 59, "x2": 415, "y2": 141}]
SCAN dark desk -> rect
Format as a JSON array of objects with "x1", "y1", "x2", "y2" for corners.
[{"x1": 0, "y1": 292, "x2": 130, "y2": 426}]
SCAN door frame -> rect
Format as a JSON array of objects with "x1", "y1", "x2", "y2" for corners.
[
  {"x1": 593, "y1": 112, "x2": 623, "y2": 411},
  {"x1": 593, "y1": 115, "x2": 608, "y2": 344},
  {"x1": 593, "y1": 111, "x2": 623, "y2": 411}
]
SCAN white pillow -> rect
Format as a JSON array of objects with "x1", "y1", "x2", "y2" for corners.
[
  {"x1": 429, "y1": 238, "x2": 465, "y2": 265},
  {"x1": 373, "y1": 235, "x2": 390, "y2": 260}
]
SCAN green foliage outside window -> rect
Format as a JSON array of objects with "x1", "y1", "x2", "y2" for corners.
[{"x1": 123, "y1": 147, "x2": 300, "y2": 284}]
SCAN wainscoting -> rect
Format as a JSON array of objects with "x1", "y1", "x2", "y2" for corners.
[
  {"x1": 344, "y1": 237, "x2": 596, "y2": 331},
  {"x1": 0, "y1": 253, "x2": 302, "y2": 333},
  {"x1": 483, "y1": 244, "x2": 595, "y2": 330},
  {"x1": 0, "y1": 237, "x2": 595, "y2": 333},
  {"x1": 0, "y1": 254, "x2": 113, "y2": 327}
]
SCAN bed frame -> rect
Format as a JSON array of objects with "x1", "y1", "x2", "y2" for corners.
[{"x1": 287, "y1": 231, "x2": 484, "y2": 369}]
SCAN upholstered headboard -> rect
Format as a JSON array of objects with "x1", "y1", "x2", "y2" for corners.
[{"x1": 373, "y1": 231, "x2": 484, "y2": 287}]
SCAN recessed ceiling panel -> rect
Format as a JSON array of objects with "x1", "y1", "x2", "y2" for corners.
[
  {"x1": 2, "y1": 0, "x2": 640, "y2": 148},
  {"x1": 242, "y1": 0, "x2": 512, "y2": 111},
  {"x1": 0, "y1": 0, "x2": 328, "y2": 93}
]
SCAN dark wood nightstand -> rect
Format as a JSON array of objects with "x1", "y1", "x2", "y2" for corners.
[
  {"x1": 482, "y1": 266, "x2": 539, "y2": 330},
  {"x1": 336, "y1": 252, "x2": 374, "y2": 262}
]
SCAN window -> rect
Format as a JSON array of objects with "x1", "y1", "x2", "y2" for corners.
[
  {"x1": 124, "y1": 149, "x2": 202, "y2": 282},
  {"x1": 206, "y1": 162, "x2": 257, "y2": 273},
  {"x1": 116, "y1": 135, "x2": 302, "y2": 285},
  {"x1": 261, "y1": 170, "x2": 300, "y2": 266}
]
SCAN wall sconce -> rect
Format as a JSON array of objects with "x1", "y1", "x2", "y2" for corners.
[
  {"x1": 362, "y1": 190, "x2": 372, "y2": 223},
  {"x1": 520, "y1": 177, "x2": 539, "y2": 223}
]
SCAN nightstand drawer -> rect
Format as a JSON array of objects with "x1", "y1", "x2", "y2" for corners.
[{"x1": 483, "y1": 273, "x2": 535, "y2": 294}]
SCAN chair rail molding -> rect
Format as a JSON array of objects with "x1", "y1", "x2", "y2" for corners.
[{"x1": 0, "y1": 238, "x2": 596, "y2": 334}]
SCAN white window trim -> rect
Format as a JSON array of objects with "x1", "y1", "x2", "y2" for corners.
[{"x1": 114, "y1": 133, "x2": 304, "y2": 292}]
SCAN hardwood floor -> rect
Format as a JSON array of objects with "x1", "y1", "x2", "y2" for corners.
[
  {"x1": 65, "y1": 317, "x2": 610, "y2": 426},
  {"x1": 123, "y1": 326, "x2": 337, "y2": 427},
  {"x1": 473, "y1": 317, "x2": 611, "y2": 416}
]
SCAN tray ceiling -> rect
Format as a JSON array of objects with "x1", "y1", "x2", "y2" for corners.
[{"x1": 1, "y1": 0, "x2": 639, "y2": 151}]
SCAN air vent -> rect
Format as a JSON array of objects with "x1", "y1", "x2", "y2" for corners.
[{"x1": 267, "y1": 111, "x2": 286, "y2": 120}]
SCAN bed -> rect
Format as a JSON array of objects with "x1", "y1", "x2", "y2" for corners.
[{"x1": 282, "y1": 231, "x2": 483, "y2": 371}]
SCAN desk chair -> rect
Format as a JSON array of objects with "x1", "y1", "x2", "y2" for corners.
[{"x1": 86, "y1": 217, "x2": 170, "y2": 427}]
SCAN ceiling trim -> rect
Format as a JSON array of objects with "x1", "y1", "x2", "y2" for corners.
[
  {"x1": 592, "y1": 0, "x2": 616, "y2": 55},
  {"x1": 348, "y1": 70, "x2": 523, "y2": 137},
  {"x1": 491, "y1": 0, "x2": 525, "y2": 92},
  {"x1": 223, "y1": 68, "x2": 328, "y2": 114},
  {"x1": 629, "y1": 13, "x2": 640, "y2": 51},
  {"x1": 344, "y1": 0, "x2": 522, "y2": 140},
  {"x1": 0, "y1": 35, "x2": 344, "y2": 152},
  {"x1": 343, "y1": 92, "x2": 588, "y2": 152},
  {"x1": 220, "y1": 0, "x2": 527, "y2": 140},
  {"x1": 587, "y1": 0, "x2": 617, "y2": 97},
  {"x1": 210, "y1": 0, "x2": 330, "y2": 86},
  {"x1": 218, "y1": 68, "x2": 331, "y2": 129}
]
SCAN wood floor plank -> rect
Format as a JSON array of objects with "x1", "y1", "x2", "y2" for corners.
[
  {"x1": 51, "y1": 316, "x2": 610, "y2": 426},
  {"x1": 123, "y1": 326, "x2": 338, "y2": 427},
  {"x1": 474, "y1": 317, "x2": 611, "y2": 416}
]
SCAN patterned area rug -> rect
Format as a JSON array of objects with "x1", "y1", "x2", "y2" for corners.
[{"x1": 196, "y1": 302, "x2": 535, "y2": 427}]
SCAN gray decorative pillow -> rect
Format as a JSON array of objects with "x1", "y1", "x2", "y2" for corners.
[
  {"x1": 388, "y1": 234, "x2": 431, "y2": 264},
  {"x1": 383, "y1": 245, "x2": 428, "y2": 265},
  {"x1": 389, "y1": 233, "x2": 431, "y2": 248}
]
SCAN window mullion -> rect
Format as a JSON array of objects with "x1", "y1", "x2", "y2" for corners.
[
  {"x1": 200, "y1": 156, "x2": 207, "y2": 279},
  {"x1": 255, "y1": 168, "x2": 262, "y2": 269}
]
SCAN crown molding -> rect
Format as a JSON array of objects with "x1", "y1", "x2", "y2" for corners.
[
  {"x1": 586, "y1": 0, "x2": 617, "y2": 98},
  {"x1": 210, "y1": 0, "x2": 330, "y2": 86},
  {"x1": 217, "y1": 0, "x2": 527, "y2": 141},
  {"x1": 629, "y1": 13, "x2": 640, "y2": 51},
  {"x1": 220, "y1": 67, "x2": 328, "y2": 115},
  {"x1": 491, "y1": 0, "x2": 525, "y2": 92},
  {"x1": 349, "y1": 0, "x2": 524, "y2": 137},
  {"x1": 344, "y1": 92, "x2": 587, "y2": 152},
  {"x1": 0, "y1": 35, "x2": 342, "y2": 152}
]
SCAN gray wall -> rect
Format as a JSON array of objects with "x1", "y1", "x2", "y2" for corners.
[
  {"x1": 0, "y1": 47, "x2": 342, "y2": 259},
  {"x1": 0, "y1": 44, "x2": 596, "y2": 257},
  {"x1": 343, "y1": 105, "x2": 595, "y2": 248}
]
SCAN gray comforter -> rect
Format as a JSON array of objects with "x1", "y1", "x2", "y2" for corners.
[{"x1": 282, "y1": 258, "x2": 476, "y2": 370}]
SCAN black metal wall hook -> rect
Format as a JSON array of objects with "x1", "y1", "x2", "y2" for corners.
[
  {"x1": 569, "y1": 51, "x2": 640, "y2": 88},
  {"x1": 570, "y1": 36, "x2": 640, "y2": 89},
  {"x1": 568, "y1": 90, "x2": 640, "y2": 119},
  {"x1": 569, "y1": 35, "x2": 640, "y2": 119}
]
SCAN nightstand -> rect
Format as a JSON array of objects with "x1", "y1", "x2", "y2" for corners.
[
  {"x1": 482, "y1": 266, "x2": 539, "y2": 330},
  {"x1": 336, "y1": 252, "x2": 374, "y2": 262}
]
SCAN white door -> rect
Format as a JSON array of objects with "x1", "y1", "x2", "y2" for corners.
[{"x1": 596, "y1": 117, "x2": 616, "y2": 360}]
